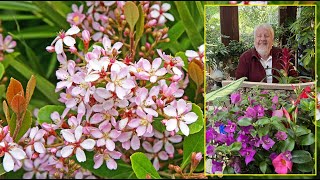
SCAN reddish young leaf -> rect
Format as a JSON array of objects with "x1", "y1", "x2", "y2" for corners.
[
  {"x1": 188, "y1": 60, "x2": 204, "y2": 88},
  {"x1": 6, "y1": 78, "x2": 24, "y2": 108},
  {"x1": 10, "y1": 94, "x2": 26, "y2": 116},
  {"x1": 26, "y1": 75, "x2": 36, "y2": 106}
]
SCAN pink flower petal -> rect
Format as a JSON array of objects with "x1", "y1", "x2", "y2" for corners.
[
  {"x1": 93, "y1": 154, "x2": 103, "y2": 169},
  {"x1": 66, "y1": 25, "x2": 80, "y2": 35},
  {"x1": 75, "y1": 126, "x2": 83, "y2": 142},
  {"x1": 183, "y1": 112, "x2": 198, "y2": 124},
  {"x1": 106, "y1": 139, "x2": 115, "y2": 151},
  {"x1": 55, "y1": 39, "x2": 63, "y2": 54},
  {"x1": 34, "y1": 142, "x2": 46, "y2": 154},
  {"x1": 164, "y1": 106, "x2": 177, "y2": 117},
  {"x1": 153, "y1": 140, "x2": 163, "y2": 153},
  {"x1": 136, "y1": 126, "x2": 147, "y2": 136},
  {"x1": 177, "y1": 99, "x2": 187, "y2": 115},
  {"x1": 158, "y1": 151, "x2": 169, "y2": 160},
  {"x1": 131, "y1": 135, "x2": 140, "y2": 150},
  {"x1": 63, "y1": 36, "x2": 76, "y2": 47},
  {"x1": 142, "y1": 141, "x2": 153, "y2": 153},
  {"x1": 153, "y1": 157, "x2": 160, "y2": 171},
  {"x1": 23, "y1": 171, "x2": 35, "y2": 179},
  {"x1": 106, "y1": 158, "x2": 117, "y2": 170},
  {"x1": 165, "y1": 141, "x2": 174, "y2": 154}
]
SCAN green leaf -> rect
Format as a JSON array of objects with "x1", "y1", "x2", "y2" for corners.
[
  {"x1": 123, "y1": 1, "x2": 139, "y2": 30},
  {"x1": 0, "y1": 63, "x2": 4, "y2": 79},
  {"x1": 257, "y1": 125, "x2": 270, "y2": 138},
  {"x1": 255, "y1": 118, "x2": 270, "y2": 126},
  {"x1": 206, "y1": 77, "x2": 246, "y2": 102},
  {"x1": 0, "y1": 85, "x2": 5, "y2": 99},
  {"x1": 296, "y1": 161, "x2": 315, "y2": 173},
  {"x1": 2, "y1": 54, "x2": 60, "y2": 105},
  {"x1": 295, "y1": 126, "x2": 311, "y2": 137},
  {"x1": 187, "y1": 103, "x2": 204, "y2": 135},
  {"x1": 134, "y1": 4, "x2": 145, "y2": 48},
  {"x1": 37, "y1": 105, "x2": 66, "y2": 124},
  {"x1": 230, "y1": 142, "x2": 242, "y2": 152},
  {"x1": 157, "y1": 21, "x2": 184, "y2": 50},
  {"x1": 291, "y1": 150, "x2": 312, "y2": 164},
  {"x1": 130, "y1": 152, "x2": 161, "y2": 179},
  {"x1": 174, "y1": 1, "x2": 203, "y2": 49},
  {"x1": 32, "y1": 1, "x2": 69, "y2": 29},
  {"x1": 271, "y1": 121, "x2": 287, "y2": 132},
  {"x1": 259, "y1": 161, "x2": 267, "y2": 174},
  {"x1": 298, "y1": 133, "x2": 315, "y2": 146},
  {"x1": 223, "y1": 166, "x2": 234, "y2": 174},
  {"x1": 0, "y1": 1, "x2": 39, "y2": 11},
  {"x1": 0, "y1": 14, "x2": 40, "y2": 21},
  {"x1": 48, "y1": 1, "x2": 71, "y2": 17},
  {"x1": 46, "y1": 54, "x2": 58, "y2": 78},
  {"x1": 152, "y1": 117, "x2": 166, "y2": 133},
  {"x1": 277, "y1": 137, "x2": 295, "y2": 152},
  {"x1": 237, "y1": 117, "x2": 252, "y2": 126},
  {"x1": 181, "y1": 128, "x2": 204, "y2": 169},
  {"x1": 0, "y1": 163, "x2": 5, "y2": 176},
  {"x1": 75, "y1": 151, "x2": 136, "y2": 179},
  {"x1": 175, "y1": 52, "x2": 189, "y2": 71},
  {"x1": 9, "y1": 110, "x2": 32, "y2": 142},
  {"x1": 11, "y1": 25, "x2": 59, "y2": 39},
  {"x1": 195, "y1": 2, "x2": 204, "y2": 25}
]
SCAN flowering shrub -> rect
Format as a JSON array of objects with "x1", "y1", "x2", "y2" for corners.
[
  {"x1": 0, "y1": 1, "x2": 205, "y2": 179},
  {"x1": 206, "y1": 85, "x2": 315, "y2": 174}
]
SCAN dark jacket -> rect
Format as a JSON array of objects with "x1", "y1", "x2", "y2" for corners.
[{"x1": 235, "y1": 47, "x2": 298, "y2": 83}]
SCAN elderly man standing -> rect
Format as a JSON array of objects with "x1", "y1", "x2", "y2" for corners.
[{"x1": 235, "y1": 23, "x2": 298, "y2": 83}]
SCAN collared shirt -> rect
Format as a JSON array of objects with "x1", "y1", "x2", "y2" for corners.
[
  {"x1": 235, "y1": 47, "x2": 298, "y2": 83},
  {"x1": 259, "y1": 55, "x2": 272, "y2": 83}
]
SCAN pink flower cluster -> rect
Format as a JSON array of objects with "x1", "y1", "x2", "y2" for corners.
[{"x1": 66, "y1": 1, "x2": 174, "y2": 42}]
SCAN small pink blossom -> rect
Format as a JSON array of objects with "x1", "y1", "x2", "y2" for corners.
[{"x1": 51, "y1": 25, "x2": 80, "y2": 54}]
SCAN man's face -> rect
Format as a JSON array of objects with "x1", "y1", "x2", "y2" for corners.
[{"x1": 254, "y1": 28, "x2": 273, "y2": 57}]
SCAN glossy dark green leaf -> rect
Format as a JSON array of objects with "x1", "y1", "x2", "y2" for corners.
[
  {"x1": 295, "y1": 125, "x2": 311, "y2": 137},
  {"x1": 0, "y1": 14, "x2": 40, "y2": 21},
  {"x1": 130, "y1": 152, "x2": 161, "y2": 179},
  {"x1": 298, "y1": 133, "x2": 315, "y2": 146},
  {"x1": 76, "y1": 151, "x2": 136, "y2": 179},
  {"x1": 296, "y1": 161, "x2": 315, "y2": 173},
  {"x1": 292, "y1": 150, "x2": 312, "y2": 164},
  {"x1": 0, "y1": 163, "x2": 5, "y2": 176},
  {"x1": 181, "y1": 128, "x2": 204, "y2": 169},
  {"x1": 187, "y1": 103, "x2": 204, "y2": 135},
  {"x1": 37, "y1": 105, "x2": 66, "y2": 124},
  {"x1": 277, "y1": 137, "x2": 295, "y2": 152},
  {"x1": 152, "y1": 117, "x2": 166, "y2": 133}
]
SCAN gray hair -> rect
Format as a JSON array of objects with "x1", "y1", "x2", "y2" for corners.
[{"x1": 253, "y1": 23, "x2": 274, "y2": 39}]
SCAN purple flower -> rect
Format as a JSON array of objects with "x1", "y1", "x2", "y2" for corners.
[
  {"x1": 275, "y1": 131, "x2": 287, "y2": 141},
  {"x1": 270, "y1": 152, "x2": 278, "y2": 161},
  {"x1": 245, "y1": 107, "x2": 256, "y2": 118},
  {"x1": 272, "y1": 96, "x2": 278, "y2": 104},
  {"x1": 206, "y1": 127, "x2": 216, "y2": 143},
  {"x1": 240, "y1": 125, "x2": 253, "y2": 134},
  {"x1": 206, "y1": 145, "x2": 215, "y2": 156},
  {"x1": 261, "y1": 135, "x2": 275, "y2": 150},
  {"x1": 239, "y1": 147, "x2": 256, "y2": 165},
  {"x1": 237, "y1": 134, "x2": 249, "y2": 146},
  {"x1": 231, "y1": 92, "x2": 241, "y2": 104},
  {"x1": 254, "y1": 105, "x2": 264, "y2": 117},
  {"x1": 272, "y1": 109, "x2": 283, "y2": 117},
  {"x1": 212, "y1": 160, "x2": 223, "y2": 173},
  {"x1": 225, "y1": 120, "x2": 236, "y2": 133}
]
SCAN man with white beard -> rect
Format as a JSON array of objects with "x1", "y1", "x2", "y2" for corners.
[{"x1": 235, "y1": 23, "x2": 298, "y2": 83}]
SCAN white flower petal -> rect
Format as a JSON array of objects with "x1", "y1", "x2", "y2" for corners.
[
  {"x1": 150, "y1": 10, "x2": 160, "y2": 18},
  {"x1": 179, "y1": 121, "x2": 189, "y2": 136},
  {"x1": 75, "y1": 126, "x2": 83, "y2": 142},
  {"x1": 61, "y1": 130, "x2": 76, "y2": 143},
  {"x1": 3, "y1": 152, "x2": 14, "y2": 172},
  {"x1": 162, "y1": 3, "x2": 171, "y2": 11},
  {"x1": 63, "y1": 36, "x2": 76, "y2": 47},
  {"x1": 183, "y1": 112, "x2": 198, "y2": 124},
  {"x1": 61, "y1": 145, "x2": 74, "y2": 158},
  {"x1": 10, "y1": 148, "x2": 26, "y2": 160},
  {"x1": 34, "y1": 142, "x2": 46, "y2": 154},
  {"x1": 177, "y1": 99, "x2": 187, "y2": 115},
  {"x1": 163, "y1": 106, "x2": 177, "y2": 117},
  {"x1": 66, "y1": 25, "x2": 80, "y2": 35},
  {"x1": 165, "y1": 119, "x2": 177, "y2": 131},
  {"x1": 55, "y1": 39, "x2": 63, "y2": 54},
  {"x1": 80, "y1": 139, "x2": 96, "y2": 150},
  {"x1": 185, "y1": 50, "x2": 198, "y2": 58},
  {"x1": 163, "y1": 13, "x2": 174, "y2": 21},
  {"x1": 76, "y1": 148, "x2": 86, "y2": 162}
]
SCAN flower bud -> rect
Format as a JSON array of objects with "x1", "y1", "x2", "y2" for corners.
[
  {"x1": 46, "y1": 45, "x2": 55, "y2": 53},
  {"x1": 82, "y1": 30, "x2": 90, "y2": 42},
  {"x1": 69, "y1": 46, "x2": 77, "y2": 53}
]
